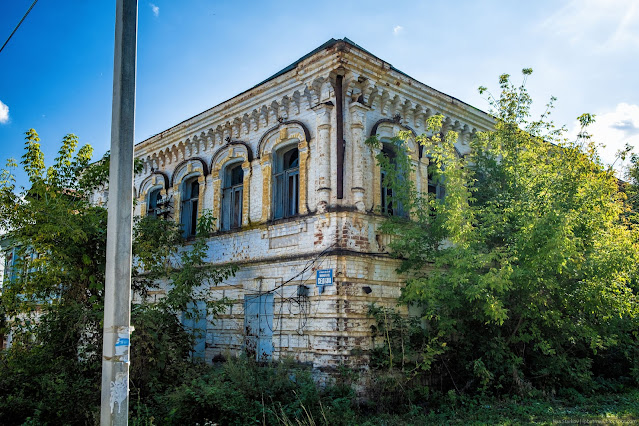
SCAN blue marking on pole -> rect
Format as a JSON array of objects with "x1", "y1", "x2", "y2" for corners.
[{"x1": 115, "y1": 337, "x2": 129, "y2": 346}]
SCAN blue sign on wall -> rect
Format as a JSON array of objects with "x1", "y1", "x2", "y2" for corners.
[{"x1": 316, "y1": 269, "x2": 333, "y2": 294}]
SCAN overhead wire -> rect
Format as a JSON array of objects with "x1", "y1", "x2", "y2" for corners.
[
  {"x1": 0, "y1": 0, "x2": 40, "y2": 55},
  {"x1": 258, "y1": 242, "x2": 337, "y2": 335},
  {"x1": 268, "y1": 242, "x2": 337, "y2": 297},
  {"x1": 191, "y1": 241, "x2": 339, "y2": 353}
]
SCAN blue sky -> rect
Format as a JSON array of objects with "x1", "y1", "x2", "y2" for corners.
[{"x1": 1, "y1": 0, "x2": 638, "y2": 189}]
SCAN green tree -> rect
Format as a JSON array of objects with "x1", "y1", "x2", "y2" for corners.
[
  {"x1": 369, "y1": 70, "x2": 639, "y2": 396},
  {"x1": 0, "y1": 129, "x2": 237, "y2": 425}
]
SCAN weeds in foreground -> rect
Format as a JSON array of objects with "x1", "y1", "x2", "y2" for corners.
[{"x1": 126, "y1": 356, "x2": 638, "y2": 426}]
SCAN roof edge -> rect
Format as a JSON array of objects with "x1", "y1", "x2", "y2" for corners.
[{"x1": 136, "y1": 37, "x2": 492, "y2": 150}]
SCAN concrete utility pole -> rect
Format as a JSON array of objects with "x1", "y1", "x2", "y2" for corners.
[{"x1": 100, "y1": 0, "x2": 137, "y2": 424}]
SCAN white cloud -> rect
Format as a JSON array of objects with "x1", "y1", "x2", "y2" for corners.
[
  {"x1": 393, "y1": 25, "x2": 403, "y2": 35},
  {"x1": 568, "y1": 103, "x2": 639, "y2": 173},
  {"x1": 541, "y1": 0, "x2": 639, "y2": 51},
  {"x1": 150, "y1": 3, "x2": 159, "y2": 17},
  {"x1": 0, "y1": 100, "x2": 9, "y2": 124}
]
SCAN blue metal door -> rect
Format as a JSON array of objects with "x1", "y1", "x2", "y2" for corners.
[
  {"x1": 244, "y1": 293, "x2": 274, "y2": 361},
  {"x1": 181, "y1": 300, "x2": 207, "y2": 359}
]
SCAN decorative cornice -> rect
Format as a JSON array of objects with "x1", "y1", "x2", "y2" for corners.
[
  {"x1": 150, "y1": 171, "x2": 169, "y2": 189},
  {"x1": 370, "y1": 119, "x2": 417, "y2": 138},
  {"x1": 257, "y1": 120, "x2": 311, "y2": 159},
  {"x1": 211, "y1": 141, "x2": 254, "y2": 166},
  {"x1": 133, "y1": 39, "x2": 493, "y2": 166},
  {"x1": 169, "y1": 157, "x2": 209, "y2": 187}
]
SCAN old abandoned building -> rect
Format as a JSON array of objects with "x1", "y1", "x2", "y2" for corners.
[{"x1": 120, "y1": 38, "x2": 493, "y2": 371}]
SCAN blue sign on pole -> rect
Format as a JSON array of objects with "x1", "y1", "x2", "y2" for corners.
[{"x1": 316, "y1": 269, "x2": 333, "y2": 294}]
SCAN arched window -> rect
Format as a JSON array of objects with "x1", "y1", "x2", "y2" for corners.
[
  {"x1": 273, "y1": 146, "x2": 299, "y2": 219},
  {"x1": 181, "y1": 177, "x2": 200, "y2": 237},
  {"x1": 380, "y1": 143, "x2": 406, "y2": 217},
  {"x1": 147, "y1": 188, "x2": 162, "y2": 218},
  {"x1": 221, "y1": 163, "x2": 244, "y2": 230},
  {"x1": 427, "y1": 158, "x2": 445, "y2": 201}
]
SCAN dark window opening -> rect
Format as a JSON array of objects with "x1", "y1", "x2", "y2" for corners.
[
  {"x1": 222, "y1": 163, "x2": 244, "y2": 231},
  {"x1": 181, "y1": 177, "x2": 199, "y2": 237},
  {"x1": 147, "y1": 188, "x2": 162, "y2": 218},
  {"x1": 273, "y1": 146, "x2": 299, "y2": 220},
  {"x1": 427, "y1": 160, "x2": 445, "y2": 201},
  {"x1": 380, "y1": 143, "x2": 406, "y2": 217}
]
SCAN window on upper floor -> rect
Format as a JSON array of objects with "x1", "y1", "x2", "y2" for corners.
[
  {"x1": 2, "y1": 245, "x2": 40, "y2": 284},
  {"x1": 221, "y1": 163, "x2": 244, "y2": 231},
  {"x1": 380, "y1": 143, "x2": 406, "y2": 217},
  {"x1": 3, "y1": 246, "x2": 19, "y2": 284},
  {"x1": 181, "y1": 177, "x2": 200, "y2": 237},
  {"x1": 147, "y1": 188, "x2": 162, "y2": 218},
  {"x1": 427, "y1": 159, "x2": 445, "y2": 201},
  {"x1": 273, "y1": 146, "x2": 299, "y2": 220}
]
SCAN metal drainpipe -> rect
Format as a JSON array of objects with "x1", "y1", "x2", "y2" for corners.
[{"x1": 335, "y1": 74, "x2": 344, "y2": 199}]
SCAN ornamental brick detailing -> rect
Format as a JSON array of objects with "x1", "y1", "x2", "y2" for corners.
[{"x1": 127, "y1": 38, "x2": 492, "y2": 375}]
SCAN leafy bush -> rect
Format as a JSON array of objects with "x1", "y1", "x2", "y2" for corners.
[
  {"x1": 130, "y1": 357, "x2": 356, "y2": 426},
  {"x1": 0, "y1": 131, "x2": 236, "y2": 425},
  {"x1": 367, "y1": 70, "x2": 639, "y2": 398}
]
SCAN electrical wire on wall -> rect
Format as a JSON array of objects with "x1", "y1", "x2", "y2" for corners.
[
  {"x1": 258, "y1": 242, "x2": 336, "y2": 336},
  {"x1": 192, "y1": 241, "x2": 338, "y2": 358}
]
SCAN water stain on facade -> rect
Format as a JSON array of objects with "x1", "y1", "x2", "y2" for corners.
[{"x1": 122, "y1": 38, "x2": 493, "y2": 373}]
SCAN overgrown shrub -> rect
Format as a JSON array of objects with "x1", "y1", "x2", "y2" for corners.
[
  {"x1": 367, "y1": 70, "x2": 639, "y2": 398},
  {"x1": 130, "y1": 357, "x2": 356, "y2": 426},
  {"x1": 0, "y1": 304, "x2": 102, "y2": 425},
  {"x1": 0, "y1": 131, "x2": 236, "y2": 425}
]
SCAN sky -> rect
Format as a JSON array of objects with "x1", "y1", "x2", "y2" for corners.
[{"x1": 0, "y1": 0, "x2": 638, "y2": 190}]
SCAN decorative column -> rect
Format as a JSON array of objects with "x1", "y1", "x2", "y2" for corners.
[
  {"x1": 241, "y1": 160, "x2": 251, "y2": 226},
  {"x1": 297, "y1": 139, "x2": 309, "y2": 215},
  {"x1": 139, "y1": 196, "x2": 147, "y2": 218},
  {"x1": 211, "y1": 174, "x2": 222, "y2": 231},
  {"x1": 173, "y1": 185, "x2": 181, "y2": 224},
  {"x1": 350, "y1": 101, "x2": 368, "y2": 212},
  {"x1": 197, "y1": 175, "x2": 206, "y2": 218},
  {"x1": 312, "y1": 103, "x2": 333, "y2": 213},
  {"x1": 260, "y1": 153, "x2": 272, "y2": 222}
]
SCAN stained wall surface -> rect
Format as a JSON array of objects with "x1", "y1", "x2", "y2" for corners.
[{"x1": 119, "y1": 38, "x2": 493, "y2": 371}]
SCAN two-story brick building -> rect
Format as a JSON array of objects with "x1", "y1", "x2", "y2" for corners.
[{"x1": 118, "y1": 38, "x2": 493, "y2": 372}]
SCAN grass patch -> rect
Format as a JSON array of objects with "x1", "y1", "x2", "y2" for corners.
[
  {"x1": 128, "y1": 357, "x2": 638, "y2": 425},
  {"x1": 357, "y1": 390, "x2": 639, "y2": 425}
]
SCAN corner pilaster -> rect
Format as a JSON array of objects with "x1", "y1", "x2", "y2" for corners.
[
  {"x1": 312, "y1": 103, "x2": 333, "y2": 213},
  {"x1": 260, "y1": 154, "x2": 272, "y2": 222},
  {"x1": 349, "y1": 101, "x2": 369, "y2": 212},
  {"x1": 242, "y1": 160, "x2": 251, "y2": 225}
]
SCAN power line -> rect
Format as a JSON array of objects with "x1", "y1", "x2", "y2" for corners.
[{"x1": 0, "y1": 0, "x2": 40, "y2": 55}]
